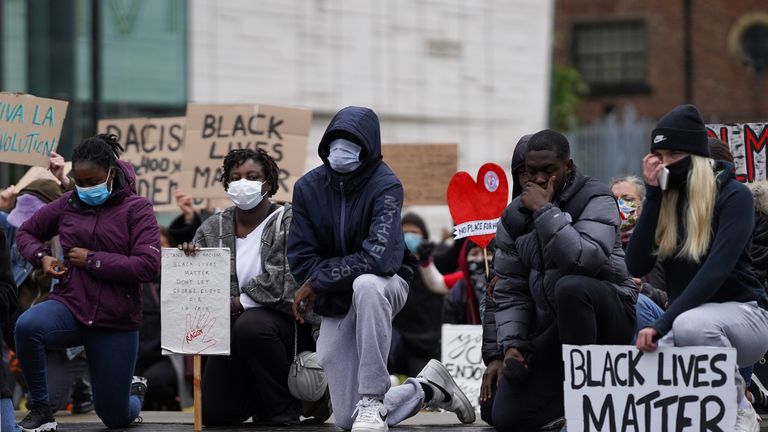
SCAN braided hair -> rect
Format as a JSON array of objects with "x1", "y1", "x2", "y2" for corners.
[
  {"x1": 72, "y1": 134, "x2": 124, "y2": 169},
  {"x1": 220, "y1": 148, "x2": 280, "y2": 197}
]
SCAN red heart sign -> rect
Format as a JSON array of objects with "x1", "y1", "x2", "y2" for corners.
[{"x1": 446, "y1": 163, "x2": 509, "y2": 249}]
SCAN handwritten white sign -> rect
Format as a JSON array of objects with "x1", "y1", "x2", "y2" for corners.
[
  {"x1": 453, "y1": 219, "x2": 499, "y2": 240},
  {"x1": 161, "y1": 248, "x2": 230, "y2": 355},
  {"x1": 441, "y1": 324, "x2": 485, "y2": 411},
  {"x1": 563, "y1": 345, "x2": 737, "y2": 432}
]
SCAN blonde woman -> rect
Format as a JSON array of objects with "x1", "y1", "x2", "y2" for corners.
[{"x1": 626, "y1": 104, "x2": 768, "y2": 432}]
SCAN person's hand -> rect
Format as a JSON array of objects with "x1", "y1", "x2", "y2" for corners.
[
  {"x1": 632, "y1": 278, "x2": 642, "y2": 289},
  {"x1": 415, "y1": 241, "x2": 435, "y2": 263},
  {"x1": 175, "y1": 190, "x2": 196, "y2": 223},
  {"x1": 41, "y1": 256, "x2": 67, "y2": 277},
  {"x1": 0, "y1": 186, "x2": 16, "y2": 212},
  {"x1": 521, "y1": 177, "x2": 556, "y2": 212},
  {"x1": 504, "y1": 347, "x2": 526, "y2": 365},
  {"x1": 636, "y1": 327, "x2": 659, "y2": 352},
  {"x1": 230, "y1": 296, "x2": 244, "y2": 316},
  {"x1": 642, "y1": 154, "x2": 664, "y2": 187},
  {"x1": 480, "y1": 359, "x2": 503, "y2": 403},
  {"x1": 293, "y1": 281, "x2": 316, "y2": 324},
  {"x1": 178, "y1": 242, "x2": 200, "y2": 256},
  {"x1": 48, "y1": 152, "x2": 69, "y2": 188},
  {"x1": 67, "y1": 247, "x2": 90, "y2": 268}
]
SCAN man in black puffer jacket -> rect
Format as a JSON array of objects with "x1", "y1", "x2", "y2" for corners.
[{"x1": 492, "y1": 130, "x2": 638, "y2": 431}]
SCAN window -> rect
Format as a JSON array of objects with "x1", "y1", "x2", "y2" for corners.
[{"x1": 573, "y1": 21, "x2": 649, "y2": 95}]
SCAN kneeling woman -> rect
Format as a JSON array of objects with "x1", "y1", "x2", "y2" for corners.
[
  {"x1": 627, "y1": 105, "x2": 768, "y2": 432},
  {"x1": 15, "y1": 134, "x2": 160, "y2": 431},
  {"x1": 181, "y1": 148, "x2": 315, "y2": 426}
]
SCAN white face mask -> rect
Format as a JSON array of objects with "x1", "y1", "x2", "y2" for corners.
[
  {"x1": 327, "y1": 139, "x2": 362, "y2": 173},
  {"x1": 226, "y1": 179, "x2": 266, "y2": 210}
]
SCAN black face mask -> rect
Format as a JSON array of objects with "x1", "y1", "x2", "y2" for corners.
[{"x1": 666, "y1": 156, "x2": 692, "y2": 190}]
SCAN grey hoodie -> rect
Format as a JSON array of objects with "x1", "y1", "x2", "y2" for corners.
[{"x1": 193, "y1": 203, "x2": 319, "y2": 324}]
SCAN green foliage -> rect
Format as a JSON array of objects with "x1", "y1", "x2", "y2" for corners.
[{"x1": 550, "y1": 64, "x2": 588, "y2": 131}]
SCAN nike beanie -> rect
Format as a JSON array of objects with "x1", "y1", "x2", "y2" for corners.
[{"x1": 650, "y1": 104, "x2": 710, "y2": 157}]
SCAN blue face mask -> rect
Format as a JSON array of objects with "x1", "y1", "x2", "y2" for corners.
[
  {"x1": 327, "y1": 139, "x2": 362, "y2": 173},
  {"x1": 404, "y1": 232, "x2": 423, "y2": 254},
  {"x1": 76, "y1": 168, "x2": 113, "y2": 206}
]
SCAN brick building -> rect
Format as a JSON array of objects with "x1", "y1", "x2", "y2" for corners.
[{"x1": 555, "y1": 0, "x2": 768, "y2": 123}]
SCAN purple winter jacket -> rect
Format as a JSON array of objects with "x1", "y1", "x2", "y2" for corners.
[{"x1": 16, "y1": 160, "x2": 160, "y2": 330}]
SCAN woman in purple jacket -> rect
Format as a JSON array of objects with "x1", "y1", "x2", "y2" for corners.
[{"x1": 14, "y1": 134, "x2": 161, "y2": 431}]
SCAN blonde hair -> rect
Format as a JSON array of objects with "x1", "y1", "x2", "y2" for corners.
[{"x1": 655, "y1": 156, "x2": 717, "y2": 262}]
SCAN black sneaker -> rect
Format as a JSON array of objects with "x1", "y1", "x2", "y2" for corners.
[
  {"x1": 749, "y1": 375, "x2": 768, "y2": 413},
  {"x1": 19, "y1": 402, "x2": 58, "y2": 432},
  {"x1": 71, "y1": 378, "x2": 94, "y2": 414},
  {"x1": 130, "y1": 376, "x2": 148, "y2": 405}
]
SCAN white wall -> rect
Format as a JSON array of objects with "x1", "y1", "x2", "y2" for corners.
[{"x1": 188, "y1": 0, "x2": 553, "y2": 238}]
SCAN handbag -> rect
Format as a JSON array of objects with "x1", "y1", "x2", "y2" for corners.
[{"x1": 287, "y1": 321, "x2": 327, "y2": 402}]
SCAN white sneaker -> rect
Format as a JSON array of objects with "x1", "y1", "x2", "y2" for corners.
[
  {"x1": 735, "y1": 403, "x2": 761, "y2": 432},
  {"x1": 417, "y1": 359, "x2": 476, "y2": 424},
  {"x1": 351, "y1": 397, "x2": 388, "y2": 432}
]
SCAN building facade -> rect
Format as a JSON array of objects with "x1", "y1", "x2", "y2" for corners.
[{"x1": 555, "y1": 0, "x2": 768, "y2": 124}]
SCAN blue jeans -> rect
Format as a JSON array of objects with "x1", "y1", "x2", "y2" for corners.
[
  {"x1": 14, "y1": 300, "x2": 141, "y2": 428},
  {"x1": 634, "y1": 293, "x2": 664, "y2": 343}
]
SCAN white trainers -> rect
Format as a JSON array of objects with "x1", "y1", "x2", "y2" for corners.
[
  {"x1": 417, "y1": 359, "x2": 476, "y2": 424},
  {"x1": 351, "y1": 396, "x2": 388, "y2": 432},
  {"x1": 735, "y1": 403, "x2": 761, "y2": 432}
]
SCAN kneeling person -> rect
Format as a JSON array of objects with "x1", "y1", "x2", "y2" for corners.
[{"x1": 288, "y1": 106, "x2": 475, "y2": 431}]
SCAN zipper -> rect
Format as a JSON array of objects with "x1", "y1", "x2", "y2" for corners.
[
  {"x1": 90, "y1": 208, "x2": 101, "y2": 325},
  {"x1": 535, "y1": 234, "x2": 556, "y2": 315},
  {"x1": 339, "y1": 181, "x2": 348, "y2": 255}
]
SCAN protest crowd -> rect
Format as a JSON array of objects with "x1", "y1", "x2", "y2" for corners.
[{"x1": 1, "y1": 100, "x2": 768, "y2": 432}]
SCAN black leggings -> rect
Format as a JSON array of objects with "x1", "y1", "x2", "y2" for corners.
[
  {"x1": 201, "y1": 308, "x2": 311, "y2": 426},
  {"x1": 492, "y1": 276, "x2": 636, "y2": 431}
]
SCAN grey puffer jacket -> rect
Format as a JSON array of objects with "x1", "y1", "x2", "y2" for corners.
[
  {"x1": 493, "y1": 170, "x2": 637, "y2": 355},
  {"x1": 192, "y1": 203, "x2": 319, "y2": 324}
]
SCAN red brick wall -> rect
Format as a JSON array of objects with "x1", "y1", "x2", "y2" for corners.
[{"x1": 555, "y1": 0, "x2": 768, "y2": 124}]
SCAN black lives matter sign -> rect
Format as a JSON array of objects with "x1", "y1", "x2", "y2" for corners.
[
  {"x1": 180, "y1": 104, "x2": 312, "y2": 203},
  {"x1": 563, "y1": 345, "x2": 737, "y2": 432}
]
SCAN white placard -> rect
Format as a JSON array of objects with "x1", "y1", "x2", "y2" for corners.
[
  {"x1": 453, "y1": 219, "x2": 499, "y2": 240},
  {"x1": 441, "y1": 324, "x2": 485, "y2": 411},
  {"x1": 563, "y1": 345, "x2": 737, "y2": 432},
  {"x1": 161, "y1": 248, "x2": 230, "y2": 355}
]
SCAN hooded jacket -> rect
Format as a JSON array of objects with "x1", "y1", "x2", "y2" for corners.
[
  {"x1": 493, "y1": 169, "x2": 637, "y2": 355},
  {"x1": 16, "y1": 160, "x2": 160, "y2": 330},
  {"x1": 287, "y1": 106, "x2": 416, "y2": 316},
  {"x1": 626, "y1": 161, "x2": 768, "y2": 336},
  {"x1": 510, "y1": 135, "x2": 532, "y2": 198}
]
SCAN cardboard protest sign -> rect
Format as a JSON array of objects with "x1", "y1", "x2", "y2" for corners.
[
  {"x1": 447, "y1": 163, "x2": 508, "y2": 248},
  {"x1": 161, "y1": 248, "x2": 230, "y2": 355},
  {"x1": 441, "y1": 324, "x2": 484, "y2": 411},
  {"x1": 0, "y1": 93, "x2": 68, "y2": 167},
  {"x1": 707, "y1": 123, "x2": 768, "y2": 183},
  {"x1": 563, "y1": 345, "x2": 737, "y2": 432},
  {"x1": 180, "y1": 104, "x2": 312, "y2": 202},
  {"x1": 381, "y1": 144, "x2": 458, "y2": 206},
  {"x1": 12, "y1": 163, "x2": 72, "y2": 193},
  {"x1": 99, "y1": 117, "x2": 210, "y2": 211}
]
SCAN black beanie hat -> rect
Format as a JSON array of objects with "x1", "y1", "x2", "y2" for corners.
[
  {"x1": 401, "y1": 212, "x2": 429, "y2": 240},
  {"x1": 651, "y1": 104, "x2": 709, "y2": 157}
]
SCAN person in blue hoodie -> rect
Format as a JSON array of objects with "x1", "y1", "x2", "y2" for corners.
[{"x1": 288, "y1": 106, "x2": 474, "y2": 432}]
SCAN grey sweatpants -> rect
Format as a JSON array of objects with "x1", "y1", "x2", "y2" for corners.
[
  {"x1": 659, "y1": 301, "x2": 768, "y2": 368},
  {"x1": 316, "y1": 274, "x2": 426, "y2": 430}
]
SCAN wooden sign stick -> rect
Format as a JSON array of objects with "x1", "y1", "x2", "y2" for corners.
[
  {"x1": 194, "y1": 354, "x2": 202, "y2": 431},
  {"x1": 483, "y1": 247, "x2": 490, "y2": 279}
]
